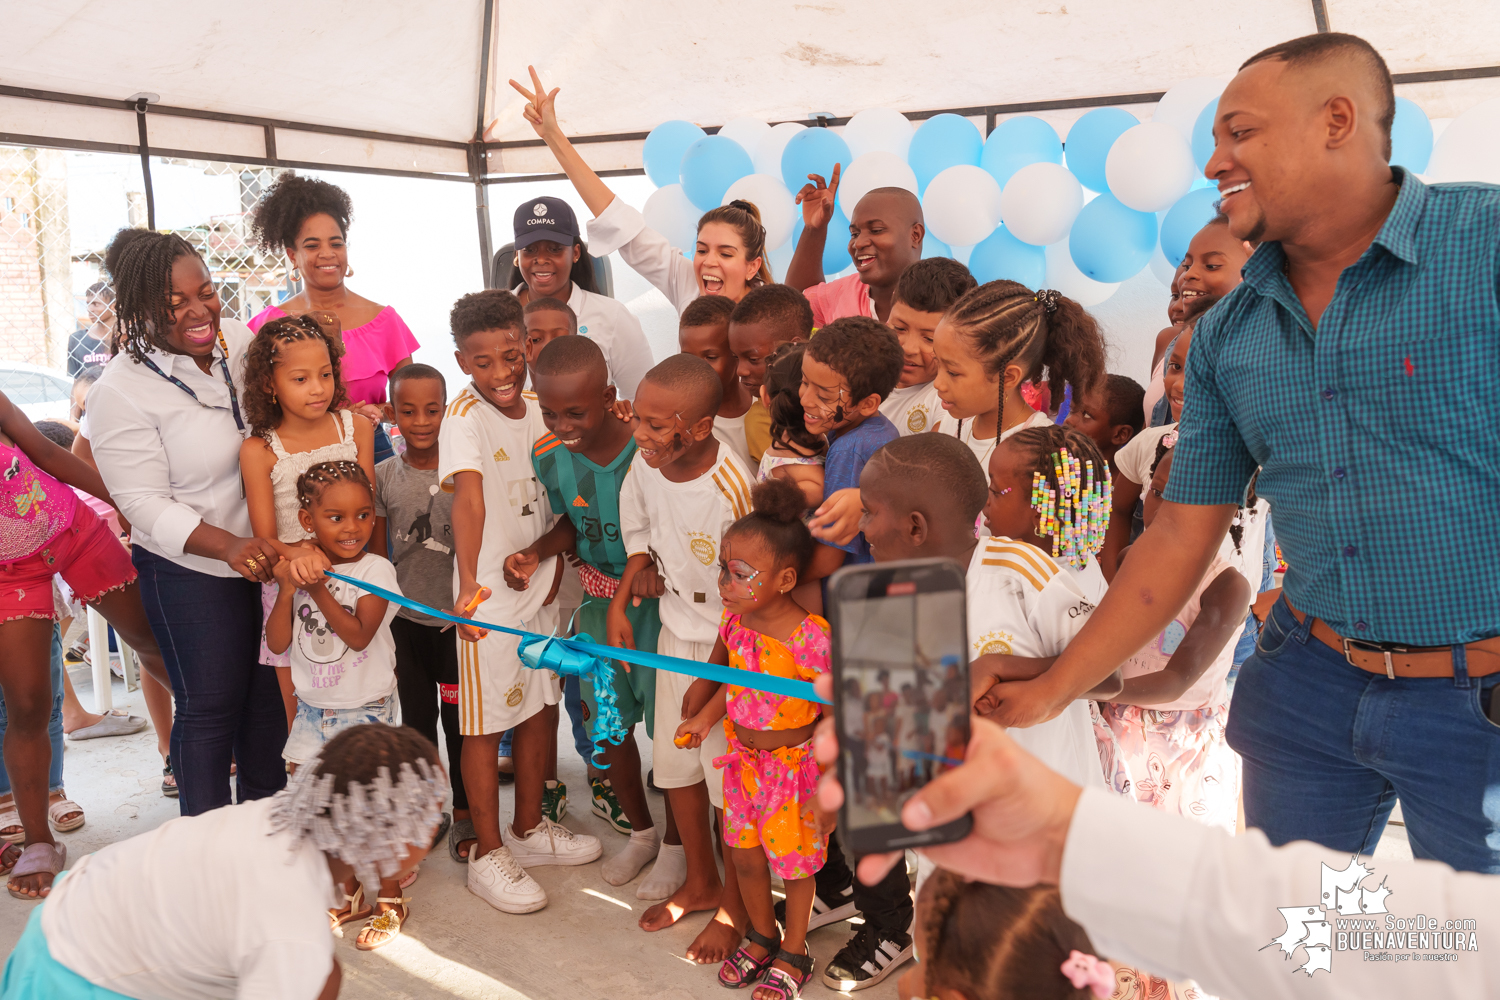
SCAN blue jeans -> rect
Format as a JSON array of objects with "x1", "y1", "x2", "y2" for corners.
[
  {"x1": 1227, "y1": 596, "x2": 1500, "y2": 873},
  {"x1": 496, "y1": 674, "x2": 592, "y2": 763},
  {"x1": 0, "y1": 625, "x2": 65, "y2": 796},
  {"x1": 133, "y1": 549, "x2": 286, "y2": 815}
]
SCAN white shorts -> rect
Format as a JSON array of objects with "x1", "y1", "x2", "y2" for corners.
[
  {"x1": 652, "y1": 624, "x2": 717, "y2": 793},
  {"x1": 457, "y1": 606, "x2": 561, "y2": 736}
]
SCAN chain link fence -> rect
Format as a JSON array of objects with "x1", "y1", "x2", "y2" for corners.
[{"x1": 0, "y1": 145, "x2": 293, "y2": 377}]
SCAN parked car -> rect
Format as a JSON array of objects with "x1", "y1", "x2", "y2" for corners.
[{"x1": 0, "y1": 361, "x2": 75, "y2": 422}]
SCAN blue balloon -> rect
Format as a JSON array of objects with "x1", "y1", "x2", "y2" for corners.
[
  {"x1": 1064, "y1": 107, "x2": 1138, "y2": 193},
  {"x1": 780, "y1": 128, "x2": 851, "y2": 197},
  {"x1": 791, "y1": 210, "x2": 855, "y2": 275},
  {"x1": 1191, "y1": 98, "x2": 1219, "y2": 172},
  {"x1": 968, "y1": 226, "x2": 1046, "y2": 288},
  {"x1": 1390, "y1": 96, "x2": 1433, "y2": 173},
  {"x1": 980, "y1": 116, "x2": 1063, "y2": 189},
  {"x1": 679, "y1": 135, "x2": 754, "y2": 210},
  {"x1": 1158, "y1": 187, "x2": 1222, "y2": 266},
  {"x1": 1069, "y1": 194, "x2": 1157, "y2": 282},
  {"x1": 644, "y1": 120, "x2": 707, "y2": 188},
  {"x1": 908, "y1": 113, "x2": 983, "y2": 193},
  {"x1": 922, "y1": 234, "x2": 951, "y2": 259}
]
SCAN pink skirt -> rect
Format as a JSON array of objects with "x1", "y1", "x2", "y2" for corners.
[{"x1": 1093, "y1": 700, "x2": 1240, "y2": 834}]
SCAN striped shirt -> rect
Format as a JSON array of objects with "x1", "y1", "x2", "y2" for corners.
[{"x1": 1167, "y1": 171, "x2": 1500, "y2": 644}]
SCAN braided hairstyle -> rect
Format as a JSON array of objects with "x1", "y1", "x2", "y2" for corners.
[
  {"x1": 296, "y1": 460, "x2": 372, "y2": 510},
  {"x1": 1007, "y1": 425, "x2": 1112, "y2": 568},
  {"x1": 698, "y1": 200, "x2": 773, "y2": 286},
  {"x1": 725, "y1": 478, "x2": 816, "y2": 577},
  {"x1": 944, "y1": 281, "x2": 1105, "y2": 439},
  {"x1": 249, "y1": 172, "x2": 353, "y2": 252},
  {"x1": 242, "y1": 314, "x2": 349, "y2": 438},
  {"x1": 919, "y1": 871, "x2": 1100, "y2": 999},
  {"x1": 313, "y1": 724, "x2": 439, "y2": 795},
  {"x1": 762, "y1": 342, "x2": 825, "y2": 456},
  {"x1": 103, "y1": 228, "x2": 211, "y2": 363}
]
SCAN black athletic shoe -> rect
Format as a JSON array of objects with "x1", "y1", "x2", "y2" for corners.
[
  {"x1": 822, "y1": 923, "x2": 913, "y2": 991},
  {"x1": 775, "y1": 877, "x2": 858, "y2": 931},
  {"x1": 646, "y1": 768, "x2": 660, "y2": 792}
]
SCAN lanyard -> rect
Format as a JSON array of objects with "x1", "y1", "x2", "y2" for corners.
[{"x1": 141, "y1": 329, "x2": 244, "y2": 432}]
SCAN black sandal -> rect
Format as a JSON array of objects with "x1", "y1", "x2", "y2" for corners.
[
  {"x1": 757, "y1": 945, "x2": 815, "y2": 999},
  {"x1": 161, "y1": 755, "x2": 178, "y2": 798},
  {"x1": 718, "y1": 925, "x2": 780, "y2": 988}
]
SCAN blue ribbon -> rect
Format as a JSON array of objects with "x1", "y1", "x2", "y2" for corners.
[{"x1": 325, "y1": 569, "x2": 829, "y2": 704}]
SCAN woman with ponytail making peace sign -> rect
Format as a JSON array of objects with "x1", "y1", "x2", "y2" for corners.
[{"x1": 506, "y1": 66, "x2": 771, "y2": 313}]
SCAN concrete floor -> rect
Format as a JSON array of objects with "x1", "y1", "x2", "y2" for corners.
[{"x1": 0, "y1": 664, "x2": 901, "y2": 1000}]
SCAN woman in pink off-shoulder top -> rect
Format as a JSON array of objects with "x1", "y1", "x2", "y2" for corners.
[{"x1": 248, "y1": 173, "x2": 418, "y2": 463}]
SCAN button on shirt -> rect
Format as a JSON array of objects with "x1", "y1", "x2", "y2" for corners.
[
  {"x1": 1166, "y1": 172, "x2": 1500, "y2": 645},
  {"x1": 88, "y1": 320, "x2": 254, "y2": 578}
]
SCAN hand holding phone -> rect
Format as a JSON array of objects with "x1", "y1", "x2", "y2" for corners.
[{"x1": 828, "y1": 557, "x2": 974, "y2": 854}]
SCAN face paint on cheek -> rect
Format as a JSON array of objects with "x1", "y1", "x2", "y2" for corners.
[{"x1": 832, "y1": 404, "x2": 845, "y2": 424}]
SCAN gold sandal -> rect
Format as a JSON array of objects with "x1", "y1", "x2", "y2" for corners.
[
  {"x1": 329, "y1": 883, "x2": 370, "y2": 935},
  {"x1": 355, "y1": 896, "x2": 409, "y2": 951}
]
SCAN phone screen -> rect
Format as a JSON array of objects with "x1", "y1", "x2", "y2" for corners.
[{"x1": 835, "y1": 575, "x2": 969, "y2": 834}]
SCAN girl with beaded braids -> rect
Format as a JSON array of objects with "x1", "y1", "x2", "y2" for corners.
[
  {"x1": 965, "y1": 424, "x2": 1122, "y2": 792},
  {"x1": 239, "y1": 315, "x2": 375, "y2": 733},
  {"x1": 265, "y1": 461, "x2": 411, "y2": 949},
  {"x1": 2, "y1": 723, "x2": 444, "y2": 999},
  {"x1": 507, "y1": 66, "x2": 771, "y2": 312},
  {"x1": 87, "y1": 227, "x2": 293, "y2": 819},
  {"x1": 932, "y1": 281, "x2": 1106, "y2": 481},
  {"x1": 247, "y1": 173, "x2": 419, "y2": 463}
]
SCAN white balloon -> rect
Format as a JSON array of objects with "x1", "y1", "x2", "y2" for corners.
[
  {"x1": 1152, "y1": 77, "x2": 1226, "y2": 144},
  {"x1": 837, "y1": 151, "x2": 919, "y2": 217},
  {"x1": 842, "y1": 107, "x2": 914, "y2": 160},
  {"x1": 1044, "y1": 239, "x2": 1120, "y2": 307},
  {"x1": 1106, "y1": 122, "x2": 1196, "y2": 213},
  {"x1": 921, "y1": 165, "x2": 1003, "y2": 248},
  {"x1": 642, "y1": 183, "x2": 700, "y2": 257},
  {"x1": 1429, "y1": 117, "x2": 1453, "y2": 141},
  {"x1": 753, "y1": 121, "x2": 807, "y2": 178},
  {"x1": 1428, "y1": 98, "x2": 1500, "y2": 184},
  {"x1": 723, "y1": 173, "x2": 797, "y2": 250},
  {"x1": 718, "y1": 117, "x2": 772, "y2": 157},
  {"x1": 1000, "y1": 162, "x2": 1083, "y2": 246},
  {"x1": 1148, "y1": 243, "x2": 1178, "y2": 287}
]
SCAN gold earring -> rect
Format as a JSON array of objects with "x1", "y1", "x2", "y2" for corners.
[
  {"x1": 271, "y1": 393, "x2": 277, "y2": 404},
  {"x1": 345, "y1": 265, "x2": 354, "y2": 278},
  {"x1": 290, "y1": 267, "x2": 302, "y2": 283}
]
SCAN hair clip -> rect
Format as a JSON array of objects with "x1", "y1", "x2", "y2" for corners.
[
  {"x1": 1035, "y1": 288, "x2": 1062, "y2": 314},
  {"x1": 1162, "y1": 429, "x2": 1179, "y2": 449},
  {"x1": 1060, "y1": 950, "x2": 1114, "y2": 998}
]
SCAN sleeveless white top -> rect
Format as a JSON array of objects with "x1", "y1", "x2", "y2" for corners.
[{"x1": 267, "y1": 410, "x2": 359, "y2": 543}]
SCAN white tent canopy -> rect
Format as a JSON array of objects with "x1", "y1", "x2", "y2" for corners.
[{"x1": 6, "y1": 0, "x2": 1499, "y2": 184}]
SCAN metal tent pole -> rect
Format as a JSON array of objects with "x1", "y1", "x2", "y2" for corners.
[{"x1": 473, "y1": 0, "x2": 496, "y2": 287}]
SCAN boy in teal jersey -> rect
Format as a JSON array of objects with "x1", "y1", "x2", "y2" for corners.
[{"x1": 503, "y1": 336, "x2": 662, "y2": 887}]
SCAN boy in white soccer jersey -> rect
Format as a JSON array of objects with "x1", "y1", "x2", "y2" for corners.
[
  {"x1": 880, "y1": 258, "x2": 976, "y2": 437},
  {"x1": 440, "y1": 290, "x2": 601, "y2": 915},
  {"x1": 608, "y1": 354, "x2": 754, "y2": 935}
]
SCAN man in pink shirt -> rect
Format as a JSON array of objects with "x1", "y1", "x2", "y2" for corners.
[{"x1": 786, "y1": 164, "x2": 925, "y2": 326}]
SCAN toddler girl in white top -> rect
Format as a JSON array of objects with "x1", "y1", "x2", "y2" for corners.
[
  {"x1": 266, "y1": 460, "x2": 409, "y2": 951},
  {"x1": 239, "y1": 315, "x2": 376, "y2": 731},
  {"x1": 754, "y1": 342, "x2": 825, "y2": 510}
]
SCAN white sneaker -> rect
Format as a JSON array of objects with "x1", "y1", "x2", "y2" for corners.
[
  {"x1": 467, "y1": 846, "x2": 547, "y2": 913},
  {"x1": 502, "y1": 817, "x2": 603, "y2": 868}
]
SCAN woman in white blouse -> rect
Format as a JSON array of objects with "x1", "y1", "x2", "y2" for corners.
[
  {"x1": 88, "y1": 229, "x2": 306, "y2": 816},
  {"x1": 505, "y1": 66, "x2": 770, "y2": 313}
]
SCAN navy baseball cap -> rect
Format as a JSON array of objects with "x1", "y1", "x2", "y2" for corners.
[{"x1": 514, "y1": 196, "x2": 580, "y2": 250}]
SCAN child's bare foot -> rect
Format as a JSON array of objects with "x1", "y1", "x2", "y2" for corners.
[
  {"x1": 686, "y1": 905, "x2": 747, "y2": 964},
  {"x1": 639, "y1": 880, "x2": 721, "y2": 931}
]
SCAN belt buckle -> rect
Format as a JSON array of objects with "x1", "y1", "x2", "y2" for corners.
[{"x1": 1341, "y1": 637, "x2": 1407, "y2": 679}]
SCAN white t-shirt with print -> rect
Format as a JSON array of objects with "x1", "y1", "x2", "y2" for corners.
[
  {"x1": 967, "y1": 536, "x2": 1108, "y2": 789},
  {"x1": 880, "y1": 381, "x2": 944, "y2": 436},
  {"x1": 437, "y1": 387, "x2": 557, "y2": 624},
  {"x1": 288, "y1": 552, "x2": 400, "y2": 710},
  {"x1": 1115, "y1": 422, "x2": 1177, "y2": 487},
  {"x1": 42, "y1": 796, "x2": 337, "y2": 1000},
  {"x1": 619, "y1": 443, "x2": 754, "y2": 644}
]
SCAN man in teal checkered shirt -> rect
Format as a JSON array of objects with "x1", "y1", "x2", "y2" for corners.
[{"x1": 982, "y1": 33, "x2": 1500, "y2": 874}]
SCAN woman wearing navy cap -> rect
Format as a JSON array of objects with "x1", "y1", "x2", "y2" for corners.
[{"x1": 507, "y1": 196, "x2": 654, "y2": 401}]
